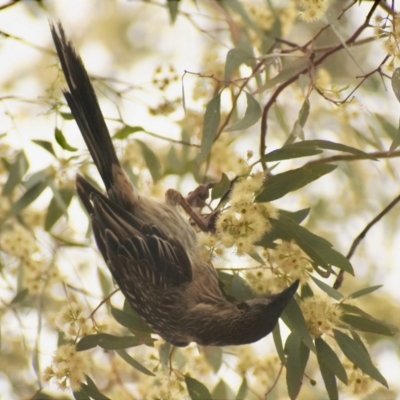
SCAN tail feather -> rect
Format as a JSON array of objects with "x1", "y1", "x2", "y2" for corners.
[{"x1": 50, "y1": 22, "x2": 124, "y2": 198}]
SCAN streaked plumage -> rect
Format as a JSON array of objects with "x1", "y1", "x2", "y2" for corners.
[{"x1": 50, "y1": 22, "x2": 299, "y2": 347}]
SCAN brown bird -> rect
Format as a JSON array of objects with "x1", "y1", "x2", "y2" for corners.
[{"x1": 50, "y1": 22, "x2": 299, "y2": 347}]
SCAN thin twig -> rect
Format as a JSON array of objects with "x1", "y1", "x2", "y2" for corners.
[{"x1": 334, "y1": 193, "x2": 400, "y2": 289}]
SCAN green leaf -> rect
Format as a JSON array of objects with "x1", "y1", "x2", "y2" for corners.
[
  {"x1": 304, "y1": 139, "x2": 372, "y2": 157},
  {"x1": 225, "y1": 92, "x2": 261, "y2": 132},
  {"x1": 270, "y1": 216, "x2": 354, "y2": 274},
  {"x1": 159, "y1": 341, "x2": 171, "y2": 373},
  {"x1": 113, "y1": 125, "x2": 145, "y2": 140},
  {"x1": 290, "y1": 99, "x2": 310, "y2": 140},
  {"x1": 273, "y1": 322, "x2": 286, "y2": 365},
  {"x1": 3, "y1": 151, "x2": 29, "y2": 196},
  {"x1": 211, "y1": 173, "x2": 231, "y2": 200},
  {"x1": 285, "y1": 332, "x2": 310, "y2": 399},
  {"x1": 255, "y1": 164, "x2": 337, "y2": 202},
  {"x1": 326, "y1": 10, "x2": 364, "y2": 74},
  {"x1": 116, "y1": 349, "x2": 155, "y2": 376},
  {"x1": 333, "y1": 330, "x2": 388, "y2": 387},
  {"x1": 310, "y1": 275, "x2": 343, "y2": 301},
  {"x1": 1, "y1": 179, "x2": 48, "y2": 224},
  {"x1": 279, "y1": 208, "x2": 310, "y2": 224},
  {"x1": 76, "y1": 335, "x2": 99, "y2": 351},
  {"x1": 390, "y1": 118, "x2": 400, "y2": 152},
  {"x1": 254, "y1": 58, "x2": 310, "y2": 94},
  {"x1": 235, "y1": 378, "x2": 247, "y2": 400},
  {"x1": 73, "y1": 390, "x2": 91, "y2": 400},
  {"x1": 315, "y1": 337, "x2": 347, "y2": 384},
  {"x1": 261, "y1": 144, "x2": 322, "y2": 163},
  {"x1": 347, "y1": 285, "x2": 383, "y2": 300},
  {"x1": 203, "y1": 346, "x2": 223, "y2": 373},
  {"x1": 197, "y1": 93, "x2": 221, "y2": 165},
  {"x1": 281, "y1": 298, "x2": 316, "y2": 353},
  {"x1": 231, "y1": 274, "x2": 254, "y2": 302},
  {"x1": 318, "y1": 358, "x2": 338, "y2": 400},
  {"x1": 55, "y1": 127, "x2": 77, "y2": 152},
  {"x1": 60, "y1": 112, "x2": 74, "y2": 120},
  {"x1": 10, "y1": 288, "x2": 29, "y2": 304},
  {"x1": 341, "y1": 314, "x2": 397, "y2": 336},
  {"x1": 212, "y1": 380, "x2": 234, "y2": 400},
  {"x1": 391, "y1": 67, "x2": 400, "y2": 102},
  {"x1": 80, "y1": 376, "x2": 110, "y2": 400},
  {"x1": 185, "y1": 376, "x2": 213, "y2": 400},
  {"x1": 32, "y1": 139, "x2": 56, "y2": 157},
  {"x1": 135, "y1": 140, "x2": 162, "y2": 182},
  {"x1": 112, "y1": 306, "x2": 153, "y2": 335},
  {"x1": 76, "y1": 334, "x2": 143, "y2": 351},
  {"x1": 45, "y1": 187, "x2": 74, "y2": 231},
  {"x1": 167, "y1": 0, "x2": 179, "y2": 23},
  {"x1": 224, "y1": 48, "x2": 253, "y2": 81},
  {"x1": 300, "y1": 283, "x2": 314, "y2": 298}
]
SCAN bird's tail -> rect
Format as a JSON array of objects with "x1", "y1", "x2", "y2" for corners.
[{"x1": 50, "y1": 22, "x2": 137, "y2": 210}]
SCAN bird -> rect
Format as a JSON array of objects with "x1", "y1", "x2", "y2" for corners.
[{"x1": 50, "y1": 22, "x2": 299, "y2": 347}]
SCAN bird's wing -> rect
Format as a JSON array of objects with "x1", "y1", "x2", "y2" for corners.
[{"x1": 89, "y1": 191, "x2": 193, "y2": 289}]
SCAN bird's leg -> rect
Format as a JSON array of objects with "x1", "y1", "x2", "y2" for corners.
[{"x1": 165, "y1": 187, "x2": 213, "y2": 232}]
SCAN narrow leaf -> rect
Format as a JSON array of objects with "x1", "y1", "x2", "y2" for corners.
[
  {"x1": 281, "y1": 298, "x2": 316, "y2": 353},
  {"x1": 135, "y1": 140, "x2": 162, "y2": 182},
  {"x1": 211, "y1": 173, "x2": 231, "y2": 200},
  {"x1": 3, "y1": 151, "x2": 29, "y2": 196},
  {"x1": 285, "y1": 332, "x2": 310, "y2": 399},
  {"x1": 112, "y1": 306, "x2": 153, "y2": 335},
  {"x1": 347, "y1": 285, "x2": 383, "y2": 300},
  {"x1": 73, "y1": 390, "x2": 91, "y2": 400},
  {"x1": 235, "y1": 378, "x2": 247, "y2": 400},
  {"x1": 45, "y1": 187, "x2": 74, "y2": 231},
  {"x1": 391, "y1": 67, "x2": 400, "y2": 102},
  {"x1": 254, "y1": 59, "x2": 309, "y2": 94},
  {"x1": 261, "y1": 144, "x2": 322, "y2": 163},
  {"x1": 389, "y1": 118, "x2": 400, "y2": 152},
  {"x1": 32, "y1": 140, "x2": 56, "y2": 157},
  {"x1": 1, "y1": 180, "x2": 48, "y2": 224},
  {"x1": 255, "y1": 164, "x2": 337, "y2": 202},
  {"x1": 318, "y1": 360, "x2": 338, "y2": 400},
  {"x1": 270, "y1": 216, "x2": 354, "y2": 274},
  {"x1": 224, "y1": 48, "x2": 253, "y2": 81},
  {"x1": 333, "y1": 330, "x2": 388, "y2": 387},
  {"x1": 81, "y1": 375, "x2": 110, "y2": 400},
  {"x1": 341, "y1": 314, "x2": 397, "y2": 336},
  {"x1": 310, "y1": 275, "x2": 343, "y2": 301},
  {"x1": 231, "y1": 274, "x2": 254, "y2": 302},
  {"x1": 185, "y1": 376, "x2": 213, "y2": 400},
  {"x1": 159, "y1": 341, "x2": 171, "y2": 373},
  {"x1": 113, "y1": 125, "x2": 144, "y2": 140},
  {"x1": 10, "y1": 288, "x2": 29, "y2": 304},
  {"x1": 273, "y1": 323, "x2": 285, "y2": 365},
  {"x1": 116, "y1": 349, "x2": 155, "y2": 376},
  {"x1": 167, "y1": 0, "x2": 179, "y2": 23},
  {"x1": 55, "y1": 127, "x2": 77, "y2": 151},
  {"x1": 197, "y1": 93, "x2": 221, "y2": 165},
  {"x1": 77, "y1": 334, "x2": 143, "y2": 351},
  {"x1": 315, "y1": 337, "x2": 347, "y2": 384},
  {"x1": 212, "y1": 380, "x2": 234, "y2": 400},
  {"x1": 225, "y1": 92, "x2": 261, "y2": 131},
  {"x1": 203, "y1": 346, "x2": 223, "y2": 372}
]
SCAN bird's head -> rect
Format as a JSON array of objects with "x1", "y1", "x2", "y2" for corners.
[{"x1": 232, "y1": 280, "x2": 300, "y2": 345}]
